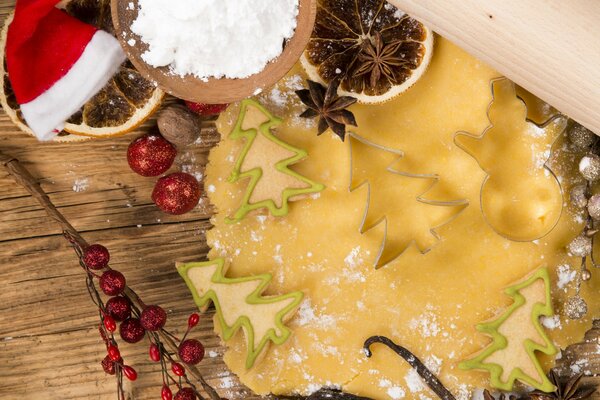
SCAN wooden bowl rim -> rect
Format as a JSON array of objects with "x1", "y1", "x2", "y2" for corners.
[{"x1": 111, "y1": 0, "x2": 316, "y2": 103}]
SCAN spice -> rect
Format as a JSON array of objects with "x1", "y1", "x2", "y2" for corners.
[
  {"x1": 363, "y1": 336, "x2": 456, "y2": 400},
  {"x1": 296, "y1": 79, "x2": 357, "y2": 141},
  {"x1": 131, "y1": 0, "x2": 299, "y2": 79},
  {"x1": 528, "y1": 370, "x2": 595, "y2": 400},
  {"x1": 157, "y1": 105, "x2": 201, "y2": 147}
]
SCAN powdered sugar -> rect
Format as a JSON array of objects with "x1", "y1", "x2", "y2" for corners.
[
  {"x1": 131, "y1": 0, "x2": 299, "y2": 79},
  {"x1": 72, "y1": 177, "x2": 89, "y2": 192},
  {"x1": 556, "y1": 264, "x2": 577, "y2": 290}
]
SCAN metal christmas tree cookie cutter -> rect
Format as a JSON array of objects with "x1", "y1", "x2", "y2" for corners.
[{"x1": 347, "y1": 132, "x2": 469, "y2": 269}]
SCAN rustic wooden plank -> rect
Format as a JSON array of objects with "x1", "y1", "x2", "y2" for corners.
[{"x1": 0, "y1": 2, "x2": 255, "y2": 398}]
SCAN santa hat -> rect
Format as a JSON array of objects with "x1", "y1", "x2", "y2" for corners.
[{"x1": 6, "y1": 0, "x2": 126, "y2": 141}]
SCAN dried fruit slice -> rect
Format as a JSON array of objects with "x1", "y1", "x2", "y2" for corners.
[
  {"x1": 0, "y1": 0, "x2": 163, "y2": 141},
  {"x1": 301, "y1": 0, "x2": 433, "y2": 104}
]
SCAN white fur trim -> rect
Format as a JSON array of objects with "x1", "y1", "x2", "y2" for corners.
[{"x1": 20, "y1": 31, "x2": 126, "y2": 141}]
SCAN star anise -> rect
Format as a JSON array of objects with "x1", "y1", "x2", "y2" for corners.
[
  {"x1": 528, "y1": 370, "x2": 596, "y2": 400},
  {"x1": 295, "y1": 78, "x2": 357, "y2": 141},
  {"x1": 355, "y1": 31, "x2": 411, "y2": 89}
]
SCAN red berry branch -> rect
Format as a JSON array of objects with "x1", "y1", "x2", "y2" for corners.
[{"x1": 0, "y1": 151, "x2": 221, "y2": 400}]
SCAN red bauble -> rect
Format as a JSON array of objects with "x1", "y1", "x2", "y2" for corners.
[
  {"x1": 105, "y1": 296, "x2": 132, "y2": 321},
  {"x1": 174, "y1": 387, "x2": 196, "y2": 400},
  {"x1": 101, "y1": 355, "x2": 117, "y2": 375},
  {"x1": 122, "y1": 365, "x2": 138, "y2": 381},
  {"x1": 149, "y1": 343, "x2": 161, "y2": 362},
  {"x1": 83, "y1": 244, "x2": 110, "y2": 270},
  {"x1": 140, "y1": 305, "x2": 167, "y2": 331},
  {"x1": 127, "y1": 132, "x2": 177, "y2": 177},
  {"x1": 184, "y1": 101, "x2": 228, "y2": 116},
  {"x1": 107, "y1": 344, "x2": 121, "y2": 361},
  {"x1": 187, "y1": 313, "x2": 200, "y2": 329},
  {"x1": 99, "y1": 270, "x2": 126, "y2": 296},
  {"x1": 103, "y1": 315, "x2": 117, "y2": 332},
  {"x1": 171, "y1": 362, "x2": 185, "y2": 376},
  {"x1": 178, "y1": 339, "x2": 205, "y2": 365},
  {"x1": 119, "y1": 318, "x2": 146, "y2": 343},
  {"x1": 161, "y1": 385, "x2": 173, "y2": 400},
  {"x1": 152, "y1": 172, "x2": 201, "y2": 215}
]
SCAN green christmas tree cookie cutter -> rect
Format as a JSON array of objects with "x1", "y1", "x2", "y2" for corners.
[
  {"x1": 226, "y1": 99, "x2": 324, "y2": 223},
  {"x1": 177, "y1": 258, "x2": 304, "y2": 369},
  {"x1": 459, "y1": 267, "x2": 557, "y2": 392}
]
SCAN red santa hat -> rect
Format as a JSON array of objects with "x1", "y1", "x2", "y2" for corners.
[{"x1": 6, "y1": 0, "x2": 126, "y2": 141}]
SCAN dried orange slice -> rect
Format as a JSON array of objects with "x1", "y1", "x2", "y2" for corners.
[
  {"x1": 0, "y1": 0, "x2": 163, "y2": 141},
  {"x1": 301, "y1": 0, "x2": 433, "y2": 104}
]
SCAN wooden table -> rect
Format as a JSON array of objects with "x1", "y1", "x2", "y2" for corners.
[{"x1": 0, "y1": 3, "x2": 254, "y2": 399}]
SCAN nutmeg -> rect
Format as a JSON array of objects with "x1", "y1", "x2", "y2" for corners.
[{"x1": 157, "y1": 104, "x2": 201, "y2": 147}]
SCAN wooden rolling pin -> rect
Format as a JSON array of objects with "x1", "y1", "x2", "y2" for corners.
[{"x1": 388, "y1": 0, "x2": 600, "y2": 134}]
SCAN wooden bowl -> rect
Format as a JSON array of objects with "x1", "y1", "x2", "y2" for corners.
[{"x1": 111, "y1": 0, "x2": 316, "y2": 103}]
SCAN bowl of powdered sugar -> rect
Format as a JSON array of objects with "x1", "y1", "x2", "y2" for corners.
[{"x1": 112, "y1": 0, "x2": 315, "y2": 103}]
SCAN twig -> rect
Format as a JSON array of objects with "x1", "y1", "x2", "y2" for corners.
[{"x1": 1, "y1": 152, "x2": 221, "y2": 400}]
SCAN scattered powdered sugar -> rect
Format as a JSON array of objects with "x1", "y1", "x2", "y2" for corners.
[
  {"x1": 344, "y1": 246, "x2": 364, "y2": 267},
  {"x1": 528, "y1": 123, "x2": 547, "y2": 138},
  {"x1": 219, "y1": 376, "x2": 235, "y2": 389},
  {"x1": 72, "y1": 177, "x2": 89, "y2": 192},
  {"x1": 404, "y1": 369, "x2": 425, "y2": 393},
  {"x1": 379, "y1": 379, "x2": 406, "y2": 399},
  {"x1": 273, "y1": 244, "x2": 283, "y2": 265},
  {"x1": 541, "y1": 315, "x2": 562, "y2": 330},
  {"x1": 207, "y1": 184, "x2": 216, "y2": 193},
  {"x1": 408, "y1": 307, "x2": 441, "y2": 338},
  {"x1": 131, "y1": 0, "x2": 299, "y2": 79},
  {"x1": 556, "y1": 264, "x2": 577, "y2": 290},
  {"x1": 207, "y1": 350, "x2": 219, "y2": 358},
  {"x1": 387, "y1": 387, "x2": 406, "y2": 399},
  {"x1": 570, "y1": 358, "x2": 591, "y2": 375},
  {"x1": 295, "y1": 299, "x2": 337, "y2": 329}
]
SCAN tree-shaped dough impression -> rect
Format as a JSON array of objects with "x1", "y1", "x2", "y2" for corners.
[
  {"x1": 227, "y1": 99, "x2": 324, "y2": 223},
  {"x1": 349, "y1": 133, "x2": 467, "y2": 268},
  {"x1": 459, "y1": 267, "x2": 557, "y2": 392},
  {"x1": 177, "y1": 258, "x2": 303, "y2": 369},
  {"x1": 455, "y1": 79, "x2": 564, "y2": 241}
]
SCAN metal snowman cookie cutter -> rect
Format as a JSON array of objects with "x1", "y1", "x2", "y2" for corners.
[
  {"x1": 348, "y1": 132, "x2": 469, "y2": 269},
  {"x1": 454, "y1": 77, "x2": 567, "y2": 243}
]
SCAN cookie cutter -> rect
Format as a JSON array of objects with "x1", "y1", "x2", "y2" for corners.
[
  {"x1": 453, "y1": 77, "x2": 567, "y2": 243},
  {"x1": 348, "y1": 132, "x2": 469, "y2": 269}
]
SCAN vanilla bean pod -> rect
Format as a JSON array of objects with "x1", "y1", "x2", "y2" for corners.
[{"x1": 364, "y1": 336, "x2": 456, "y2": 400}]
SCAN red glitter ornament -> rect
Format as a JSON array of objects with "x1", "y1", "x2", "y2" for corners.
[
  {"x1": 83, "y1": 244, "x2": 110, "y2": 270},
  {"x1": 127, "y1": 132, "x2": 177, "y2": 177},
  {"x1": 140, "y1": 305, "x2": 167, "y2": 331},
  {"x1": 101, "y1": 355, "x2": 117, "y2": 375},
  {"x1": 174, "y1": 387, "x2": 197, "y2": 400},
  {"x1": 105, "y1": 296, "x2": 132, "y2": 321},
  {"x1": 119, "y1": 318, "x2": 146, "y2": 343},
  {"x1": 99, "y1": 270, "x2": 126, "y2": 296},
  {"x1": 152, "y1": 172, "x2": 201, "y2": 215},
  {"x1": 178, "y1": 339, "x2": 205, "y2": 365},
  {"x1": 184, "y1": 101, "x2": 228, "y2": 116},
  {"x1": 122, "y1": 365, "x2": 138, "y2": 381},
  {"x1": 161, "y1": 384, "x2": 173, "y2": 400}
]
